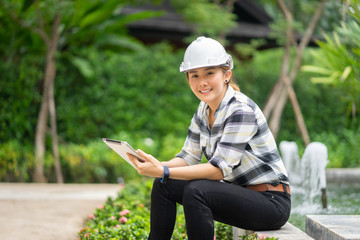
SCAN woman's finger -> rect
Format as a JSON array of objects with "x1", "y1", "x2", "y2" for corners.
[
  {"x1": 137, "y1": 149, "x2": 157, "y2": 164},
  {"x1": 127, "y1": 153, "x2": 141, "y2": 168}
]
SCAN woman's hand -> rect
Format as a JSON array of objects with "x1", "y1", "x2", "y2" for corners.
[{"x1": 127, "y1": 149, "x2": 164, "y2": 178}]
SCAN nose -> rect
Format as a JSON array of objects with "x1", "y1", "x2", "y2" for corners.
[{"x1": 198, "y1": 77, "x2": 208, "y2": 87}]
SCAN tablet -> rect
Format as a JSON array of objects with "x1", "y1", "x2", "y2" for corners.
[{"x1": 102, "y1": 138, "x2": 145, "y2": 169}]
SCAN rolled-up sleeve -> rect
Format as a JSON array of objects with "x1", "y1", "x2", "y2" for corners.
[
  {"x1": 208, "y1": 109, "x2": 258, "y2": 178},
  {"x1": 175, "y1": 114, "x2": 203, "y2": 165}
]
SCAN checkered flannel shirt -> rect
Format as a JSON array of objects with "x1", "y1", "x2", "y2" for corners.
[{"x1": 176, "y1": 86, "x2": 289, "y2": 186}]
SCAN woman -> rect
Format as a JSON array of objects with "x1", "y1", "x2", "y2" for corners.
[{"x1": 128, "y1": 36, "x2": 291, "y2": 240}]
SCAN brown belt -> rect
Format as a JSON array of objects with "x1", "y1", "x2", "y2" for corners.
[{"x1": 245, "y1": 183, "x2": 291, "y2": 195}]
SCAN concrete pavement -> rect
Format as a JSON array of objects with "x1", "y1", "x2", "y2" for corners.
[{"x1": 0, "y1": 183, "x2": 122, "y2": 240}]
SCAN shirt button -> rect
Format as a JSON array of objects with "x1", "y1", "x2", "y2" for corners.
[{"x1": 272, "y1": 196, "x2": 274, "y2": 199}]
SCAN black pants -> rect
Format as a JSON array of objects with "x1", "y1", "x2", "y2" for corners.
[{"x1": 148, "y1": 178, "x2": 291, "y2": 240}]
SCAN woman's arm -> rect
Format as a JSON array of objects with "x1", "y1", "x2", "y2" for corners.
[
  {"x1": 168, "y1": 163, "x2": 223, "y2": 181},
  {"x1": 161, "y1": 157, "x2": 189, "y2": 168},
  {"x1": 128, "y1": 150, "x2": 223, "y2": 181}
]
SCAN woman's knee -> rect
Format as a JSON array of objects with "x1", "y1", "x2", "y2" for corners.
[{"x1": 183, "y1": 180, "x2": 209, "y2": 205}]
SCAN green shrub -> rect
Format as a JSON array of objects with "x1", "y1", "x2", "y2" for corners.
[
  {"x1": 55, "y1": 43, "x2": 198, "y2": 144},
  {"x1": 312, "y1": 129, "x2": 360, "y2": 168},
  {"x1": 0, "y1": 57, "x2": 43, "y2": 145},
  {"x1": 0, "y1": 140, "x2": 34, "y2": 182},
  {"x1": 0, "y1": 131, "x2": 187, "y2": 183},
  {"x1": 1, "y1": 127, "x2": 359, "y2": 183}
]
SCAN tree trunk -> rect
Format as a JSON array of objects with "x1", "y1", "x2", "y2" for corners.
[
  {"x1": 34, "y1": 85, "x2": 49, "y2": 183},
  {"x1": 283, "y1": 76, "x2": 310, "y2": 145},
  {"x1": 48, "y1": 14, "x2": 63, "y2": 183},
  {"x1": 34, "y1": 14, "x2": 63, "y2": 183},
  {"x1": 263, "y1": 0, "x2": 326, "y2": 145}
]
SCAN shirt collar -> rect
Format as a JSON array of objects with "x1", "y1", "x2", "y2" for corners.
[
  {"x1": 202, "y1": 85, "x2": 235, "y2": 117},
  {"x1": 217, "y1": 85, "x2": 235, "y2": 112}
]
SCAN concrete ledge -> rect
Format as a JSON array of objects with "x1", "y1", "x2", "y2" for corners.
[
  {"x1": 233, "y1": 222, "x2": 314, "y2": 240},
  {"x1": 326, "y1": 168, "x2": 360, "y2": 183},
  {"x1": 306, "y1": 215, "x2": 360, "y2": 240},
  {"x1": 256, "y1": 222, "x2": 314, "y2": 240}
]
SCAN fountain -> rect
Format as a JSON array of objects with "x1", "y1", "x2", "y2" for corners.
[
  {"x1": 280, "y1": 141, "x2": 328, "y2": 208},
  {"x1": 280, "y1": 141, "x2": 302, "y2": 186}
]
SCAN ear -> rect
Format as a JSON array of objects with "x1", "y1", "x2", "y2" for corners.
[{"x1": 225, "y1": 70, "x2": 232, "y2": 80}]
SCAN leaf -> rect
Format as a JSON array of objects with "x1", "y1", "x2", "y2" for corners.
[
  {"x1": 95, "y1": 34, "x2": 144, "y2": 52},
  {"x1": 341, "y1": 66, "x2": 352, "y2": 81},
  {"x1": 79, "y1": 0, "x2": 120, "y2": 29},
  {"x1": 70, "y1": 57, "x2": 94, "y2": 79},
  {"x1": 21, "y1": 0, "x2": 35, "y2": 13},
  {"x1": 301, "y1": 65, "x2": 333, "y2": 75},
  {"x1": 101, "y1": 10, "x2": 164, "y2": 32},
  {"x1": 311, "y1": 71, "x2": 341, "y2": 84},
  {"x1": 310, "y1": 77, "x2": 334, "y2": 84}
]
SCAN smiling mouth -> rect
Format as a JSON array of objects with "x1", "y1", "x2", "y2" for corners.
[{"x1": 200, "y1": 89, "x2": 212, "y2": 93}]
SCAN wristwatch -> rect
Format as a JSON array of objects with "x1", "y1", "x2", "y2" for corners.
[{"x1": 160, "y1": 166, "x2": 170, "y2": 184}]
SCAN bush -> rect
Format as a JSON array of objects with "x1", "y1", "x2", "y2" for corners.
[
  {"x1": 1, "y1": 128, "x2": 359, "y2": 183},
  {"x1": 0, "y1": 140, "x2": 34, "y2": 182},
  {"x1": 55, "y1": 43, "x2": 198, "y2": 144},
  {"x1": 0, "y1": 131, "x2": 187, "y2": 183},
  {"x1": 0, "y1": 57, "x2": 43, "y2": 145}
]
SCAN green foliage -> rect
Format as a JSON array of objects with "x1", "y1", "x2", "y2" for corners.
[
  {"x1": 301, "y1": 0, "x2": 360, "y2": 118},
  {"x1": 60, "y1": 0, "x2": 162, "y2": 52},
  {"x1": 55, "y1": 43, "x2": 197, "y2": 143},
  {"x1": 261, "y1": 0, "x2": 342, "y2": 43},
  {"x1": 240, "y1": 233, "x2": 278, "y2": 240},
  {"x1": 312, "y1": 129, "x2": 360, "y2": 168},
  {"x1": 214, "y1": 221, "x2": 233, "y2": 239},
  {"x1": 0, "y1": 140, "x2": 34, "y2": 182},
  {"x1": 79, "y1": 180, "x2": 152, "y2": 240},
  {"x1": 171, "y1": 0, "x2": 237, "y2": 43},
  {"x1": 0, "y1": 55, "x2": 43, "y2": 144},
  {"x1": 0, "y1": 130, "x2": 186, "y2": 182}
]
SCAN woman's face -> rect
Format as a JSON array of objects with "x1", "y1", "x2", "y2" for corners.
[{"x1": 187, "y1": 67, "x2": 231, "y2": 111}]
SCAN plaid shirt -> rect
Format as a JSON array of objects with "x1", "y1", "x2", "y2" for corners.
[{"x1": 176, "y1": 86, "x2": 289, "y2": 186}]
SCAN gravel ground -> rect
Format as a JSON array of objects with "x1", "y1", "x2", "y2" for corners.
[{"x1": 0, "y1": 183, "x2": 122, "y2": 240}]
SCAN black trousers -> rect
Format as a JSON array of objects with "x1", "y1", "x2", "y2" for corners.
[{"x1": 148, "y1": 178, "x2": 291, "y2": 240}]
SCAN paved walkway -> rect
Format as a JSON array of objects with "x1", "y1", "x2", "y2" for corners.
[{"x1": 0, "y1": 183, "x2": 122, "y2": 240}]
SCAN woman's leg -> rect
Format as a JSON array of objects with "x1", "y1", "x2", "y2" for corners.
[
  {"x1": 148, "y1": 178, "x2": 187, "y2": 240},
  {"x1": 183, "y1": 180, "x2": 291, "y2": 240}
]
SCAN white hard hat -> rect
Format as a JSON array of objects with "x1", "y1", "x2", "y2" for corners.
[{"x1": 179, "y1": 36, "x2": 233, "y2": 72}]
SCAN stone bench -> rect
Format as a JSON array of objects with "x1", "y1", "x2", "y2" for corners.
[
  {"x1": 306, "y1": 215, "x2": 360, "y2": 240},
  {"x1": 232, "y1": 222, "x2": 314, "y2": 240}
]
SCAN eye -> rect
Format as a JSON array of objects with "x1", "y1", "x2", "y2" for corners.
[
  {"x1": 207, "y1": 72, "x2": 214, "y2": 75},
  {"x1": 190, "y1": 74, "x2": 198, "y2": 78}
]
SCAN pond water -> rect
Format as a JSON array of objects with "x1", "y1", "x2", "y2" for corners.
[{"x1": 289, "y1": 182, "x2": 360, "y2": 231}]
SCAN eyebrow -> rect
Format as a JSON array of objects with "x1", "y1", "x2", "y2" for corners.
[{"x1": 189, "y1": 67, "x2": 216, "y2": 74}]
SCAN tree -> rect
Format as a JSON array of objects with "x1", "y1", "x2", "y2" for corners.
[
  {"x1": 302, "y1": 0, "x2": 360, "y2": 122},
  {"x1": 262, "y1": 0, "x2": 327, "y2": 145},
  {"x1": 0, "y1": 0, "x2": 161, "y2": 182},
  {"x1": 171, "y1": 0, "x2": 237, "y2": 44}
]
